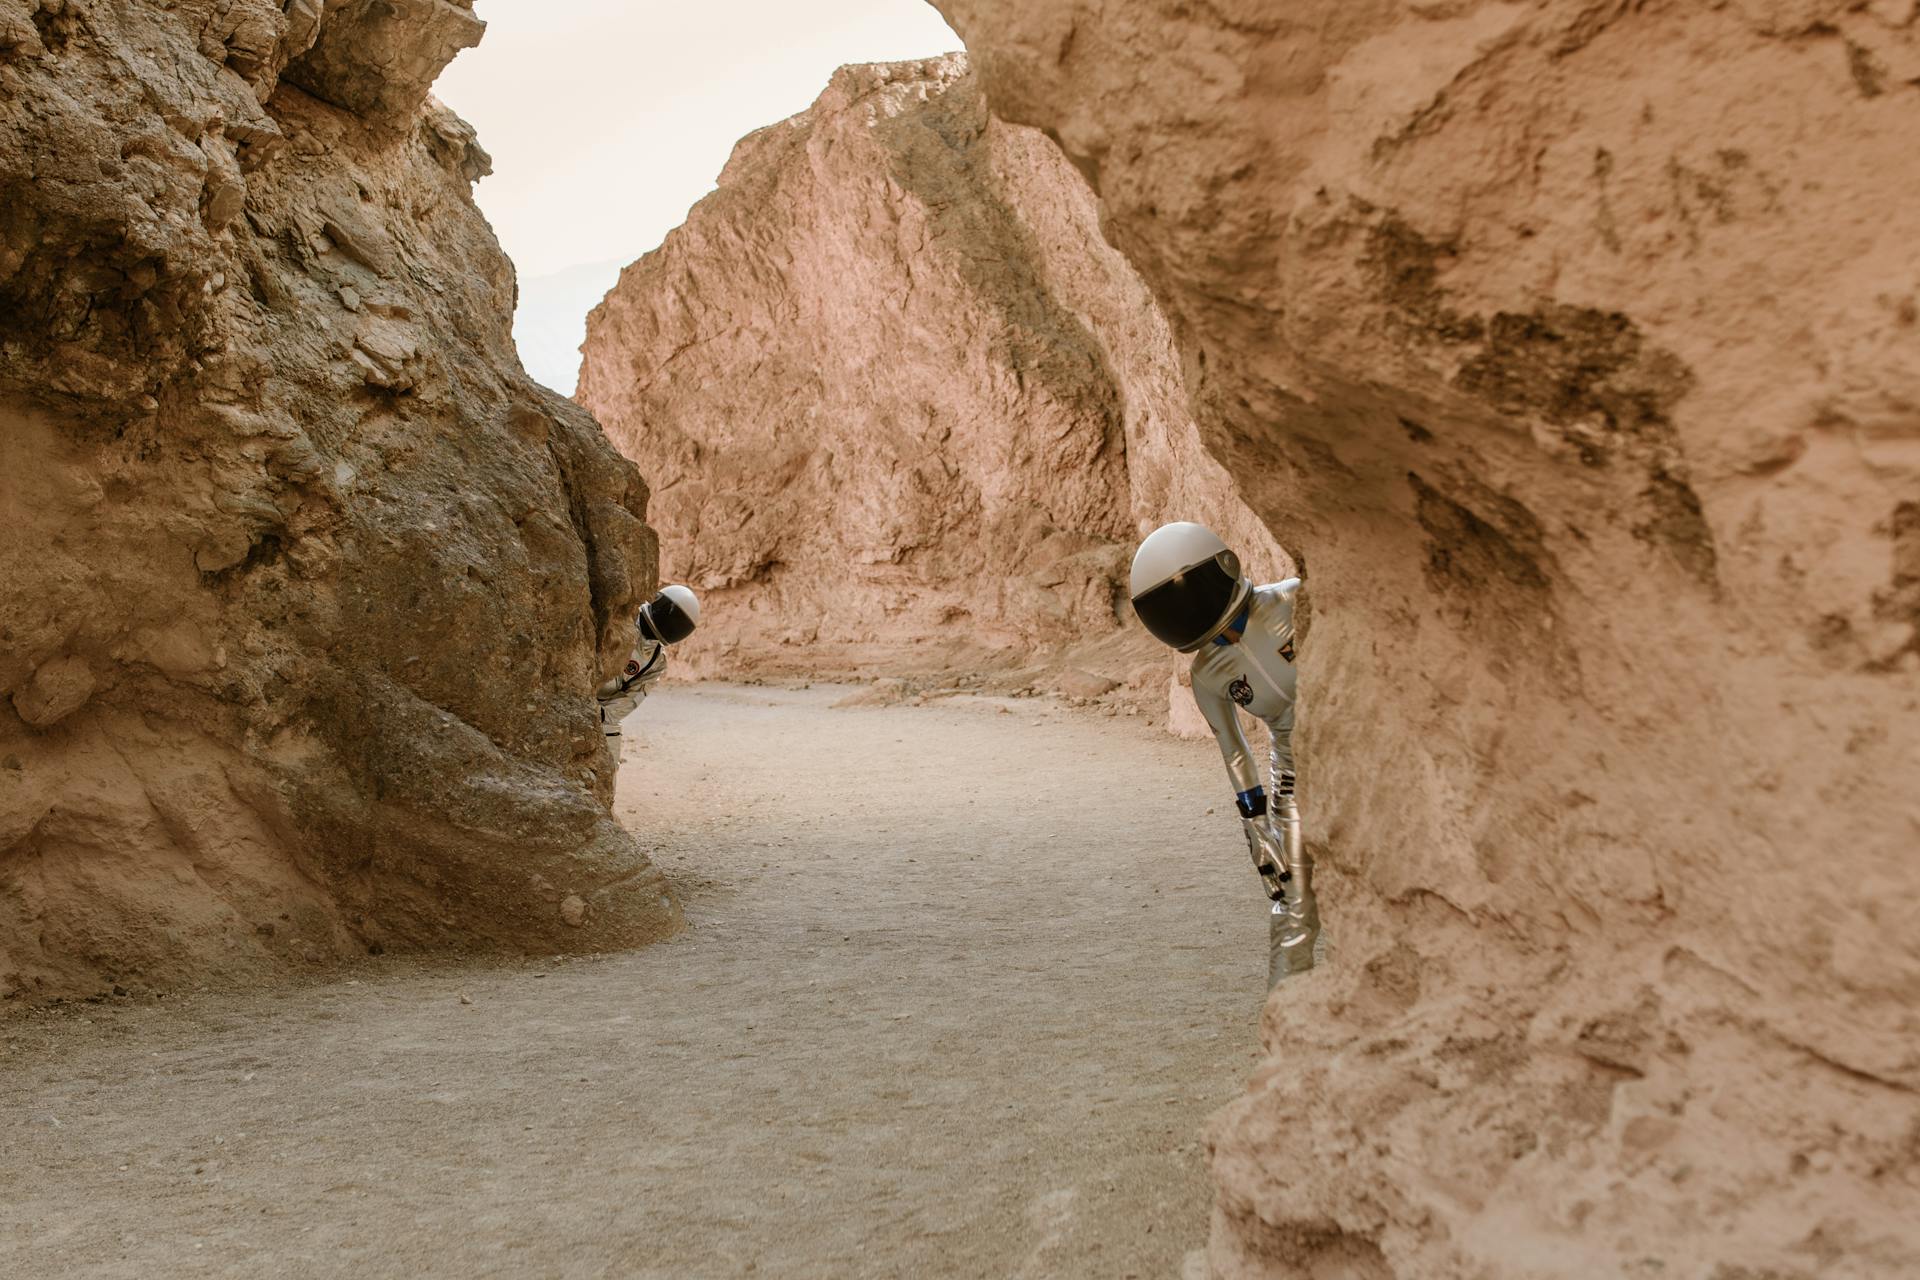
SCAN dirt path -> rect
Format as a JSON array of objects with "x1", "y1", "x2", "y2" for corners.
[{"x1": 0, "y1": 685, "x2": 1270, "y2": 1279}]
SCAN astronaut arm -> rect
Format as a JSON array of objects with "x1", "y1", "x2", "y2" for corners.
[
  {"x1": 1194, "y1": 681, "x2": 1288, "y2": 899},
  {"x1": 1193, "y1": 680, "x2": 1264, "y2": 816},
  {"x1": 598, "y1": 693, "x2": 638, "y2": 734}
]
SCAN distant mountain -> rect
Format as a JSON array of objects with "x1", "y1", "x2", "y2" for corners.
[{"x1": 513, "y1": 258, "x2": 627, "y2": 396}]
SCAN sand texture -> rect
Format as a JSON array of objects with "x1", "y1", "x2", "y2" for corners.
[{"x1": 1, "y1": 685, "x2": 1262, "y2": 1279}]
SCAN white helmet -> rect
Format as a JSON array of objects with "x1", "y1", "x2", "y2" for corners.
[
  {"x1": 640, "y1": 583, "x2": 700, "y2": 644},
  {"x1": 1128, "y1": 522, "x2": 1249, "y2": 651}
]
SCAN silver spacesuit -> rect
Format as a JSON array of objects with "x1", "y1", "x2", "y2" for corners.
[
  {"x1": 596, "y1": 637, "x2": 669, "y2": 740},
  {"x1": 1129, "y1": 523, "x2": 1321, "y2": 985},
  {"x1": 595, "y1": 584, "x2": 700, "y2": 749}
]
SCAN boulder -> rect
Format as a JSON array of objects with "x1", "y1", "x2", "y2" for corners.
[{"x1": 0, "y1": 0, "x2": 679, "y2": 1001}]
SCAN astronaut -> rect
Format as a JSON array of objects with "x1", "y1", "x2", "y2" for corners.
[
  {"x1": 1129, "y1": 522, "x2": 1321, "y2": 985},
  {"x1": 596, "y1": 584, "x2": 700, "y2": 750}
]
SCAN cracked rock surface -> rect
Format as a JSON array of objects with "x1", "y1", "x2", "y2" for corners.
[
  {"x1": 0, "y1": 0, "x2": 679, "y2": 1001},
  {"x1": 929, "y1": 2, "x2": 1920, "y2": 1276}
]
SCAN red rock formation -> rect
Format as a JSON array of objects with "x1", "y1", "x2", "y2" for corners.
[
  {"x1": 0, "y1": 0, "x2": 678, "y2": 1000},
  {"x1": 931, "y1": 2, "x2": 1920, "y2": 1275},
  {"x1": 578, "y1": 56, "x2": 1282, "y2": 689}
]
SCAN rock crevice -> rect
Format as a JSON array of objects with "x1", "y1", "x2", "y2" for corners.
[{"x1": 579, "y1": 54, "x2": 1281, "y2": 695}]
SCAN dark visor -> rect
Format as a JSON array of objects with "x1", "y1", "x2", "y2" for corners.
[
  {"x1": 640, "y1": 594, "x2": 695, "y2": 645},
  {"x1": 1131, "y1": 556, "x2": 1239, "y2": 650}
]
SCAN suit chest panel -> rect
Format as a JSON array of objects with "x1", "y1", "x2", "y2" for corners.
[
  {"x1": 1202, "y1": 588, "x2": 1298, "y2": 713},
  {"x1": 625, "y1": 643, "x2": 665, "y2": 686}
]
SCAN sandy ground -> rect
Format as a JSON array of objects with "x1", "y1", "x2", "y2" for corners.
[{"x1": 0, "y1": 684, "x2": 1272, "y2": 1279}]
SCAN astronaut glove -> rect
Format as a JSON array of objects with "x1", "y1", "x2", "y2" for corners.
[{"x1": 1242, "y1": 817, "x2": 1290, "y2": 902}]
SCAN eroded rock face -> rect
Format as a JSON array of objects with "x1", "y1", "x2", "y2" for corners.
[
  {"x1": 933, "y1": 1, "x2": 1920, "y2": 1275},
  {"x1": 0, "y1": 0, "x2": 678, "y2": 1000},
  {"x1": 578, "y1": 56, "x2": 1281, "y2": 685}
]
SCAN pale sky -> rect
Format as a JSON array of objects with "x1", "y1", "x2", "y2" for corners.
[{"x1": 436, "y1": 1, "x2": 963, "y2": 391}]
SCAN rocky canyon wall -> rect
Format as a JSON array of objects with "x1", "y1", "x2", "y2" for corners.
[
  {"x1": 0, "y1": 0, "x2": 679, "y2": 1002},
  {"x1": 931, "y1": 2, "x2": 1920, "y2": 1277},
  {"x1": 577, "y1": 55, "x2": 1282, "y2": 688}
]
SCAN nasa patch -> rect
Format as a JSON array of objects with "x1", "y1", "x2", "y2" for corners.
[
  {"x1": 1227, "y1": 676, "x2": 1254, "y2": 707},
  {"x1": 625, "y1": 659, "x2": 642, "y2": 677}
]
